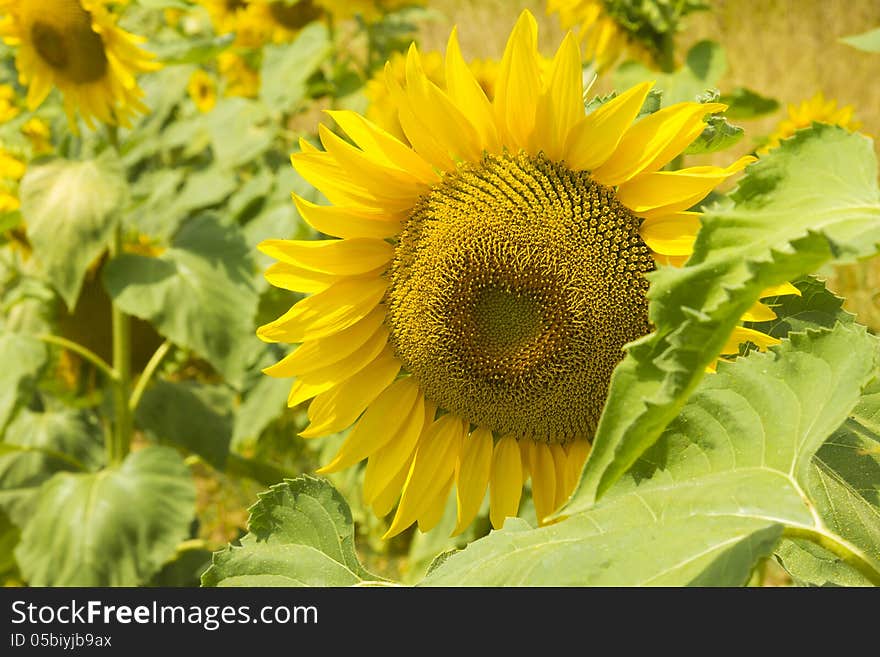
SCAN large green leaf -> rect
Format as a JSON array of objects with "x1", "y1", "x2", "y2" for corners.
[
  {"x1": 20, "y1": 152, "x2": 127, "y2": 309},
  {"x1": 422, "y1": 324, "x2": 880, "y2": 586},
  {"x1": 15, "y1": 446, "x2": 196, "y2": 586},
  {"x1": 0, "y1": 407, "x2": 103, "y2": 527},
  {"x1": 135, "y1": 380, "x2": 233, "y2": 469},
  {"x1": 103, "y1": 215, "x2": 259, "y2": 386},
  {"x1": 202, "y1": 476, "x2": 378, "y2": 587},
  {"x1": 570, "y1": 125, "x2": 880, "y2": 509},
  {"x1": 260, "y1": 23, "x2": 330, "y2": 110},
  {"x1": 746, "y1": 276, "x2": 853, "y2": 340},
  {"x1": 207, "y1": 99, "x2": 275, "y2": 168},
  {"x1": 775, "y1": 381, "x2": 880, "y2": 586},
  {"x1": 0, "y1": 331, "x2": 46, "y2": 430}
]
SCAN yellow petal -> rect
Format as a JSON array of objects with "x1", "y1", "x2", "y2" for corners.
[
  {"x1": 721, "y1": 326, "x2": 781, "y2": 355},
  {"x1": 292, "y1": 195, "x2": 403, "y2": 240},
  {"x1": 563, "y1": 81, "x2": 653, "y2": 172},
  {"x1": 616, "y1": 156, "x2": 755, "y2": 220},
  {"x1": 263, "y1": 261, "x2": 341, "y2": 294},
  {"x1": 384, "y1": 414, "x2": 467, "y2": 538},
  {"x1": 489, "y1": 435, "x2": 523, "y2": 529},
  {"x1": 317, "y1": 123, "x2": 428, "y2": 201},
  {"x1": 300, "y1": 347, "x2": 401, "y2": 437},
  {"x1": 529, "y1": 442, "x2": 557, "y2": 525},
  {"x1": 741, "y1": 301, "x2": 777, "y2": 322},
  {"x1": 326, "y1": 110, "x2": 439, "y2": 185},
  {"x1": 562, "y1": 439, "x2": 591, "y2": 501},
  {"x1": 760, "y1": 282, "x2": 802, "y2": 298},
  {"x1": 318, "y1": 377, "x2": 421, "y2": 473},
  {"x1": 493, "y1": 10, "x2": 540, "y2": 150},
  {"x1": 294, "y1": 324, "x2": 389, "y2": 387},
  {"x1": 403, "y1": 45, "x2": 483, "y2": 162},
  {"x1": 550, "y1": 443, "x2": 570, "y2": 510},
  {"x1": 533, "y1": 31, "x2": 582, "y2": 161},
  {"x1": 417, "y1": 479, "x2": 453, "y2": 532},
  {"x1": 262, "y1": 306, "x2": 386, "y2": 379},
  {"x1": 287, "y1": 377, "x2": 333, "y2": 409},
  {"x1": 592, "y1": 102, "x2": 728, "y2": 186},
  {"x1": 363, "y1": 396, "x2": 428, "y2": 508},
  {"x1": 370, "y1": 453, "x2": 412, "y2": 518},
  {"x1": 639, "y1": 211, "x2": 701, "y2": 257},
  {"x1": 258, "y1": 237, "x2": 393, "y2": 276},
  {"x1": 292, "y1": 151, "x2": 390, "y2": 210},
  {"x1": 256, "y1": 276, "x2": 387, "y2": 343},
  {"x1": 453, "y1": 426, "x2": 493, "y2": 535},
  {"x1": 444, "y1": 28, "x2": 499, "y2": 153}
]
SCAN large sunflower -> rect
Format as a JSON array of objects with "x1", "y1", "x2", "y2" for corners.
[
  {"x1": 259, "y1": 11, "x2": 787, "y2": 537},
  {"x1": 0, "y1": 0, "x2": 159, "y2": 128}
]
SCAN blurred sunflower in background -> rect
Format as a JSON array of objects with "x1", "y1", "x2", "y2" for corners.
[
  {"x1": 188, "y1": 69, "x2": 218, "y2": 113},
  {"x1": 258, "y1": 10, "x2": 793, "y2": 538},
  {"x1": 316, "y1": 0, "x2": 421, "y2": 23},
  {"x1": 0, "y1": 0, "x2": 160, "y2": 129},
  {"x1": 546, "y1": 0, "x2": 707, "y2": 71},
  {"x1": 760, "y1": 91, "x2": 862, "y2": 154}
]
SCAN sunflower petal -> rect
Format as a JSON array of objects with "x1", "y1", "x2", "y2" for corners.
[
  {"x1": 616, "y1": 156, "x2": 755, "y2": 220},
  {"x1": 318, "y1": 377, "x2": 421, "y2": 473},
  {"x1": 533, "y1": 32, "x2": 583, "y2": 161},
  {"x1": 258, "y1": 237, "x2": 393, "y2": 276},
  {"x1": 384, "y1": 414, "x2": 467, "y2": 538},
  {"x1": 592, "y1": 102, "x2": 727, "y2": 186},
  {"x1": 489, "y1": 435, "x2": 523, "y2": 529},
  {"x1": 493, "y1": 10, "x2": 540, "y2": 150},
  {"x1": 417, "y1": 479, "x2": 453, "y2": 532},
  {"x1": 453, "y1": 426, "x2": 493, "y2": 535},
  {"x1": 444, "y1": 28, "x2": 499, "y2": 152},
  {"x1": 639, "y1": 211, "x2": 701, "y2": 257},
  {"x1": 760, "y1": 282, "x2": 802, "y2": 298},
  {"x1": 300, "y1": 347, "x2": 401, "y2": 437},
  {"x1": 721, "y1": 326, "x2": 781, "y2": 355},
  {"x1": 563, "y1": 81, "x2": 654, "y2": 172},
  {"x1": 741, "y1": 301, "x2": 777, "y2": 322},
  {"x1": 256, "y1": 276, "x2": 387, "y2": 343},
  {"x1": 292, "y1": 195, "x2": 403, "y2": 240},
  {"x1": 529, "y1": 442, "x2": 557, "y2": 525}
]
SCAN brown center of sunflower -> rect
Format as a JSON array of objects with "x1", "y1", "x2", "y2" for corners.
[
  {"x1": 226, "y1": 0, "x2": 248, "y2": 11},
  {"x1": 385, "y1": 152, "x2": 654, "y2": 444},
  {"x1": 269, "y1": 0, "x2": 323, "y2": 30},
  {"x1": 30, "y1": 1, "x2": 107, "y2": 84}
]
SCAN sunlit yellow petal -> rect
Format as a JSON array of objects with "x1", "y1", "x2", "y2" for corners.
[
  {"x1": 444, "y1": 28, "x2": 499, "y2": 153},
  {"x1": 493, "y1": 10, "x2": 540, "y2": 150},
  {"x1": 256, "y1": 276, "x2": 387, "y2": 343},
  {"x1": 529, "y1": 442, "x2": 557, "y2": 525},
  {"x1": 384, "y1": 414, "x2": 467, "y2": 538},
  {"x1": 741, "y1": 301, "x2": 777, "y2": 322},
  {"x1": 417, "y1": 479, "x2": 453, "y2": 532},
  {"x1": 760, "y1": 282, "x2": 802, "y2": 298},
  {"x1": 721, "y1": 326, "x2": 781, "y2": 355},
  {"x1": 533, "y1": 32, "x2": 582, "y2": 161},
  {"x1": 292, "y1": 194, "x2": 403, "y2": 240},
  {"x1": 563, "y1": 81, "x2": 653, "y2": 172},
  {"x1": 300, "y1": 346, "x2": 401, "y2": 437},
  {"x1": 593, "y1": 102, "x2": 727, "y2": 186},
  {"x1": 258, "y1": 237, "x2": 393, "y2": 276},
  {"x1": 489, "y1": 435, "x2": 523, "y2": 529},
  {"x1": 453, "y1": 426, "x2": 493, "y2": 535},
  {"x1": 639, "y1": 211, "x2": 700, "y2": 257},
  {"x1": 318, "y1": 377, "x2": 421, "y2": 473}
]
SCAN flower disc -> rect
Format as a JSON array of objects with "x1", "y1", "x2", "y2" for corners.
[{"x1": 386, "y1": 151, "x2": 654, "y2": 443}]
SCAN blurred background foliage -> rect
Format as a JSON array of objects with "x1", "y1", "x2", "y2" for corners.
[{"x1": 0, "y1": 0, "x2": 878, "y2": 587}]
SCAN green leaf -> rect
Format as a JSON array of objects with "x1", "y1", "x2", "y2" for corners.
[
  {"x1": 423, "y1": 324, "x2": 879, "y2": 586},
  {"x1": 747, "y1": 276, "x2": 853, "y2": 339},
  {"x1": 260, "y1": 23, "x2": 330, "y2": 110},
  {"x1": 135, "y1": 380, "x2": 233, "y2": 469},
  {"x1": 570, "y1": 125, "x2": 880, "y2": 509},
  {"x1": 20, "y1": 152, "x2": 127, "y2": 309},
  {"x1": 839, "y1": 27, "x2": 880, "y2": 53},
  {"x1": 776, "y1": 381, "x2": 880, "y2": 586},
  {"x1": 153, "y1": 33, "x2": 235, "y2": 65},
  {"x1": 207, "y1": 99, "x2": 276, "y2": 168},
  {"x1": 683, "y1": 113, "x2": 744, "y2": 154},
  {"x1": 202, "y1": 476, "x2": 378, "y2": 587},
  {"x1": 15, "y1": 446, "x2": 196, "y2": 586},
  {"x1": 0, "y1": 407, "x2": 103, "y2": 527},
  {"x1": 614, "y1": 40, "x2": 726, "y2": 107},
  {"x1": 231, "y1": 374, "x2": 290, "y2": 451},
  {"x1": 0, "y1": 331, "x2": 46, "y2": 430},
  {"x1": 103, "y1": 215, "x2": 259, "y2": 386},
  {"x1": 0, "y1": 508, "x2": 21, "y2": 581},
  {"x1": 719, "y1": 87, "x2": 779, "y2": 119}
]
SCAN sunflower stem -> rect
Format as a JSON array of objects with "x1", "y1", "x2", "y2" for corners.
[
  {"x1": 129, "y1": 339, "x2": 172, "y2": 413},
  {"x1": 109, "y1": 225, "x2": 133, "y2": 465},
  {"x1": 36, "y1": 334, "x2": 118, "y2": 382}
]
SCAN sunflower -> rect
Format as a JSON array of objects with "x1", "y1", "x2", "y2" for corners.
[
  {"x1": 188, "y1": 69, "x2": 217, "y2": 113},
  {"x1": 760, "y1": 92, "x2": 862, "y2": 154},
  {"x1": 21, "y1": 116, "x2": 53, "y2": 154},
  {"x1": 196, "y1": 0, "x2": 262, "y2": 48},
  {"x1": 259, "y1": 11, "x2": 787, "y2": 537},
  {"x1": 248, "y1": 0, "x2": 324, "y2": 44},
  {"x1": 0, "y1": 0, "x2": 159, "y2": 129},
  {"x1": 0, "y1": 146, "x2": 25, "y2": 213},
  {"x1": 547, "y1": 0, "x2": 652, "y2": 71},
  {"x1": 218, "y1": 51, "x2": 260, "y2": 98}
]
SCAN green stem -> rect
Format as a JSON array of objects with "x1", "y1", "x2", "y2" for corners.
[
  {"x1": 129, "y1": 339, "x2": 172, "y2": 412},
  {"x1": 109, "y1": 225, "x2": 133, "y2": 464},
  {"x1": 784, "y1": 526, "x2": 880, "y2": 586},
  {"x1": 36, "y1": 334, "x2": 118, "y2": 381}
]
